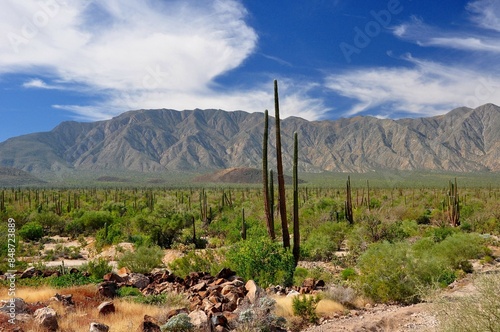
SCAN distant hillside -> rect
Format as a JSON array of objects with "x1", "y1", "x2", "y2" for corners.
[
  {"x1": 0, "y1": 167, "x2": 46, "y2": 186},
  {"x1": 0, "y1": 104, "x2": 499, "y2": 174},
  {"x1": 193, "y1": 167, "x2": 306, "y2": 184}
]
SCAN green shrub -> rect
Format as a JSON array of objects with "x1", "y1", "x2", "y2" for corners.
[
  {"x1": 47, "y1": 272, "x2": 97, "y2": 288},
  {"x1": 292, "y1": 295, "x2": 321, "y2": 324},
  {"x1": 357, "y1": 233, "x2": 488, "y2": 304},
  {"x1": 118, "y1": 245, "x2": 164, "y2": 274},
  {"x1": 76, "y1": 211, "x2": 115, "y2": 233},
  {"x1": 19, "y1": 222, "x2": 44, "y2": 241},
  {"x1": 226, "y1": 237, "x2": 295, "y2": 287},
  {"x1": 293, "y1": 267, "x2": 309, "y2": 286},
  {"x1": 83, "y1": 257, "x2": 112, "y2": 279},
  {"x1": 302, "y1": 222, "x2": 349, "y2": 261},
  {"x1": 117, "y1": 286, "x2": 143, "y2": 297},
  {"x1": 340, "y1": 267, "x2": 357, "y2": 281},
  {"x1": 168, "y1": 249, "x2": 225, "y2": 278}
]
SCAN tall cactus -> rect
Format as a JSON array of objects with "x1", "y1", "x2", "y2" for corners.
[
  {"x1": 269, "y1": 169, "x2": 275, "y2": 231},
  {"x1": 263, "y1": 110, "x2": 275, "y2": 239},
  {"x1": 447, "y1": 178, "x2": 460, "y2": 227},
  {"x1": 292, "y1": 132, "x2": 300, "y2": 264},
  {"x1": 345, "y1": 176, "x2": 354, "y2": 224},
  {"x1": 274, "y1": 80, "x2": 290, "y2": 249}
]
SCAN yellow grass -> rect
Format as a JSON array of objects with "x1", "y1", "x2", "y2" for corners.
[
  {"x1": 1, "y1": 285, "x2": 181, "y2": 331},
  {"x1": 273, "y1": 295, "x2": 345, "y2": 319},
  {"x1": 0, "y1": 286, "x2": 59, "y2": 302}
]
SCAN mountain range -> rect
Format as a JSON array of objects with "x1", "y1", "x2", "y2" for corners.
[{"x1": 0, "y1": 103, "x2": 499, "y2": 175}]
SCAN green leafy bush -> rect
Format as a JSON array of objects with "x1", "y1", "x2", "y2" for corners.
[
  {"x1": 117, "y1": 286, "x2": 143, "y2": 297},
  {"x1": 357, "y1": 232, "x2": 487, "y2": 304},
  {"x1": 168, "y1": 249, "x2": 224, "y2": 278},
  {"x1": 226, "y1": 237, "x2": 295, "y2": 287},
  {"x1": 118, "y1": 245, "x2": 164, "y2": 274},
  {"x1": 302, "y1": 222, "x2": 349, "y2": 261},
  {"x1": 19, "y1": 221, "x2": 44, "y2": 241},
  {"x1": 292, "y1": 295, "x2": 321, "y2": 324},
  {"x1": 83, "y1": 257, "x2": 113, "y2": 279}
]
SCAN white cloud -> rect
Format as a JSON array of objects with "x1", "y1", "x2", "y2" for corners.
[
  {"x1": 54, "y1": 79, "x2": 330, "y2": 121},
  {"x1": 467, "y1": 0, "x2": 500, "y2": 32},
  {"x1": 22, "y1": 78, "x2": 54, "y2": 89},
  {"x1": 325, "y1": 56, "x2": 500, "y2": 117},
  {"x1": 0, "y1": 0, "x2": 328, "y2": 121}
]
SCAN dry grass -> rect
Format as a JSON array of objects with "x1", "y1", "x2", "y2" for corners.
[
  {"x1": 273, "y1": 295, "x2": 345, "y2": 319},
  {"x1": 1, "y1": 284, "x2": 185, "y2": 332}
]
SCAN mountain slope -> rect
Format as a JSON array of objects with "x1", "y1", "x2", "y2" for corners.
[{"x1": 0, "y1": 104, "x2": 499, "y2": 174}]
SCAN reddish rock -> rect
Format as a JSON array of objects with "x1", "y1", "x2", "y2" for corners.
[
  {"x1": 97, "y1": 301, "x2": 115, "y2": 316},
  {"x1": 98, "y1": 281, "x2": 117, "y2": 298},
  {"x1": 103, "y1": 272, "x2": 125, "y2": 283}
]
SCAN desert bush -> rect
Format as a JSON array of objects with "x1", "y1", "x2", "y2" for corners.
[
  {"x1": 76, "y1": 211, "x2": 115, "y2": 233},
  {"x1": 169, "y1": 249, "x2": 225, "y2": 278},
  {"x1": 29, "y1": 211, "x2": 65, "y2": 235},
  {"x1": 226, "y1": 237, "x2": 296, "y2": 287},
  {"x1": 302, "y1": 222, "x2": 349, "y2": 261},
  {"x1": 292, "y1": 294, "x2": 321, "y2": 324},
  {"x1": 323, "y1": 285, "x2": 357, "y2": 308},
  {"x1": 430, "y1": 232, "x2": 488, "y2": 271},
  {"x1": 82, "y1": 257, "x2": 113, "y2": 279},
  {"x1": 436, "y1": 274, "x2": 500, "y2": 332},
  {"x1": 117, "y1": 286, "x2": 143, "y2": 297},
  {"x1": 19, "y1": 221, "x2": 44, "y2": 241},
  {"x1": 357, "y1": 232, "x2": 488, "y2": 304},
  {"x1": 340, "y1": 267, "x2": 357, "y2": 281},
  {"x1": 118, "y1": 245, "x2": 164, "y2": 274},
  {"x1": 236, "y1": 295, "x2": 286, "y2": 332}
]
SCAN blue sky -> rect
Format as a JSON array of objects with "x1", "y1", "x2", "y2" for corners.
[{"x1": 1, "y1": 0, "x2": 500, "y2": 142}]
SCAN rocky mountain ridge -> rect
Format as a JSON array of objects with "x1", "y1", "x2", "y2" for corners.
[{"x1": 0, "y1": 104, "x2": 499, "y2": 174}]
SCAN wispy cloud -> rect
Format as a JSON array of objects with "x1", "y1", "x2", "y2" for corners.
[
  {"x1": 392, "y1": 16, "x2": 500, "y2": 53},
  {"x1": 467, "y1": 0, "x2": 500, "y2": 31},
  {"x1": 328, "y1": 0, "x2": 500, "y2": 118},
  {"x1": 325, "y1": 56, "x2": 500, "y2": 117},
  {"x1": 22, "y1": 78, "x2": 57, "y2": 89}
]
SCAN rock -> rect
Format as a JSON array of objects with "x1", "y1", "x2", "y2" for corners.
[
  {"x1": 117, "y1": 267, "x2": 131, "y2": 277},
  {"x1": 103, "y1": 272, "x2": 125, "y2": 283},
  {"x1": 188, "y1": 310, "x2": 208, "y2": 329},
  {"x1": 286, "y1": 290, "x2": 300, "y2": 297},
  {"x1": 90, "y1": 322, "x2": 110, "y2": 332},
  {"x1": 97, "y1": 301, "x2": 115, "y2": 315},
  {"x1": 245, "y1": 280, "x2": 262, "y2": 304},
  {"x1": 0, "y1": 297, "x2": 29, "y2": 314},
  {"x1": 128, "y1": 273, "x2": 150, "y2": 289},
  {"x1": 20, "y1": 267, "x2": 36, "y2": 279},
  {"x1": 315, "y1": 279, "x2": 326, "y2": 289},
  {"x1": 302, "y1": 278, "x2": 316, "y2": 288},
  {"x1": 98, "y1": 281, "x2": 117, "y2": 298},
  {"x1": 211, "y1": 313, "x2": 228, "y2": 327},
  {"x1": 137, "y1": 315, "x2": 161, "y2": 332},
  {"x1": 216, "y1": 268, "x2": 236, "y2": 279},
  {"x1": 34, "y1": 307, "x2": 58, "y2": 332},
  {"x1": 165, "y1": 308, "x2": 188, "y2": 321},
  {"x1": 51, "y1": 293, "x2": 75, "y2": 307},
  {"x1": 191, "y1": 282, "x2": 207, "y2": 292}
]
